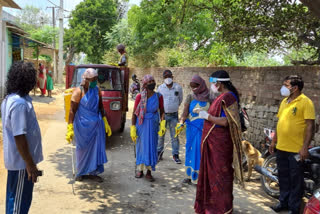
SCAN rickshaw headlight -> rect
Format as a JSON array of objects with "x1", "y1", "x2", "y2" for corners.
[{"x1": 110, "y1": 101, "x2": 121, "y2": 111}]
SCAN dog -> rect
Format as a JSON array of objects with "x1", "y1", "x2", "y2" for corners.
[{"x1": 241, "y1": 140, "x2": 264, "y2": 181}]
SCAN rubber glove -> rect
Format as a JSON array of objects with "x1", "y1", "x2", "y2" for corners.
[
  {"x1": 174, "y1": 123, "x2": 185, "y2": 138},
  {"x1": 130, "y1": 125, "x2": 137, "y2": 144},
  {"x1": 199, "y1": 110, "x2": 210, "y2": 120},
  {"x1": 66, "y1": 123, "x2": 74, "y2": 143},
  {"x1": 158, "y1": 120, "x2": 166, "y2": 137},
  {"x1": 103, "y1": 116, "x2": 112, "y2": 137}
]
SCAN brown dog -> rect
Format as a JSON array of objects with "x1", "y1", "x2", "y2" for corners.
[{"x1": 241, "y1": 140, "x2": 264, "y2": 181}]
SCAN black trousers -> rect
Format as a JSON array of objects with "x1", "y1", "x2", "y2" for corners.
[{"x1": 276, "y1": 150, "x2": 304, "y2": 213}]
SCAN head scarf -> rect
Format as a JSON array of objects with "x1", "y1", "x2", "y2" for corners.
[
  {"x1": 135, "y1": 74, "x2": 155, "y2": 125},
  {"x1": 80, "y1": 68, "x2": 97, "y2": 86},
  {"x1": 83, "y1": 68, "x2": 98, "y2": 79},
  {"x1": 191, "y1": 75, "x2": 210, "y2": 102}
]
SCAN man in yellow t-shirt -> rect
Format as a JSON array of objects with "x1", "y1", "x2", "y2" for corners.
[{"x1": 269, "y1": 75, "x2": 315, "y2": 214}]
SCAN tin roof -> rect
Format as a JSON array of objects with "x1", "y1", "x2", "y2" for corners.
[{"x1": 0, "y1": 0, "x2": 21, "y2": 9}]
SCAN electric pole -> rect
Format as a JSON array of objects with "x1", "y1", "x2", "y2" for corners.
[
  {"x1": 58, "y1": 0, "x2": 64, "y2": 84},
  {"x1": 47, "y1": 6, "x2": 57, "y2": 82}
]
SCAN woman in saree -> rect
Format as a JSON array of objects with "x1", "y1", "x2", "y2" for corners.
[
  {"x1": 66, "y1": 68, "x2": 112, "y2": 182},
  {"x1": 130, "y1": 75, "x2": 165, "y2": 182},
  {"x1": 38, "y1": 63, "x2": 46, "y2": 97},
  {"x1": 46, "y1": 65, "x2": 54, "y2": 98},
  {"x1": 176, "y1": 75, "x2": 211, "y2": 184},
  {"x1": 194, "y1": 70, "x2": 244, "y2": 214}
]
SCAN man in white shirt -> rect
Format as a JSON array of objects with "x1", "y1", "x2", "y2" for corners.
[{"x1": 157, "y1": 70, "x2": 183, "y2": 164}]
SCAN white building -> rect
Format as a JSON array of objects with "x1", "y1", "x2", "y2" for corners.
[{"x1": 0, "y1": 0, "x2": 20, "y2": 98}]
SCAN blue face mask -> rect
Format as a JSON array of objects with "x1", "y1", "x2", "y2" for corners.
[{"x1": 89, "y1": 80, "x2": 97, "y2": 88}]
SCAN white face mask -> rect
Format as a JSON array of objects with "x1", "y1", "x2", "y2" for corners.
[
  {"x1": 210, "y1": 83, "x2": 219, "y2": 94},
  {"x1": 164, "y1": 78, "x2": 173, "y2": 85},
  {"x1": 280, "y1": 85, "x2": 291, "y2": 97}
]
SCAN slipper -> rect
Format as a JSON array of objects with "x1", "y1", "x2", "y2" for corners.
[
  {"x1": 182, "y1": 178, "x2": 192, "y2": 184},
  {"x1": 87, "y1": 175, "x2": 104, "y2": 183},
  {"x1": 135, "y1": 171, "x2": 144, "y2": 178},
  {"x1": 75, "y1": 176, "x2": 84, "y2": 181},
  {"x1": 145, "y1": 174, "x2": 155, "y2": 182}
]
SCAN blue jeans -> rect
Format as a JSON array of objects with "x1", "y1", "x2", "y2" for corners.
[
  {"x1": 157, "y1": 112, "x2": 180, "y2": 156},
  {"x1": 277, "y1": 150, "x2": 304, "y2": 213}
]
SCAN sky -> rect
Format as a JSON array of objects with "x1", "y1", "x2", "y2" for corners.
[{"x1": 3, "y1": 0, "x2": 141, "y2": 25}]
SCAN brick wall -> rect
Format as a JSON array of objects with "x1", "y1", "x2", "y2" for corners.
[{"x1": 131, "y1": 66, "x2": 320, "y2": 147}]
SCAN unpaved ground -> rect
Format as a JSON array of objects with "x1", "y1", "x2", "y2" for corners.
[{"x1": 0, "y1": 90, "x2": 280, "y2": 214}]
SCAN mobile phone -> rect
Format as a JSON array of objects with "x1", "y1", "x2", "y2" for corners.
[{"x1": 37, "y1": 170, "x2": 43, "y2": 176}]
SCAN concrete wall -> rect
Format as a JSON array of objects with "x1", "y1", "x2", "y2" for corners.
[{"x1": 131, "y1": 66, "x2": 320, "y2": 148}]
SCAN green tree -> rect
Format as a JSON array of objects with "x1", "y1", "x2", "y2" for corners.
[
  {"x1": 16, "y1": 5, "x2": 50, "y2": 32},
  {"x1": 64, "y1": 0, "x2": 119, "y2": 64},
  {"x1": 193, "y1": 0, "x2": 320, "y2": 65},
  {"x1": 127, "y1": 0, "x2": 215, "y2": 66},
  {"x1": 29, "y1": 26, "x2": 58, "y2": 46}
]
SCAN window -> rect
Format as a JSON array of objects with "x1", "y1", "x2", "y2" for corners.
[{"x1": 71, "y1": 67, "x2": 122, "y2": 91}]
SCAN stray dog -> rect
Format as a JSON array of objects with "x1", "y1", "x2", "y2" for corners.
[{"x1": 241, "y1": 140, "x2": 264, "y2": 181}]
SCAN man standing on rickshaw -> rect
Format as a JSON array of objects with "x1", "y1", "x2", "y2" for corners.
[
  {"x1": 117, "y1": 44, "x2": 128, "y2": 67},
  {"x1": 66, "y1": 68, "x2": 112, "y2": 182}
]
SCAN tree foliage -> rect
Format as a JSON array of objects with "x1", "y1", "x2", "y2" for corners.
[
  {"x1": 195, "y1": 0, "x2": 320, "y2": 65},
  {"x1": 16, "y1": 5, "x2": 50, "y2": 32},
  {"x1": 122, "y1": 0, "x2": 320, "y2": 66},
  {"x1": 64, "y1": 0, "x2": 119, "y2": 64}
]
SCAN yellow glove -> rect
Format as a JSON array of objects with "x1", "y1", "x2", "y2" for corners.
[
  {"x1": 130, "y1": 125, "x2": 137, "y2": 144},
  {"x1": 158, "y1": 120, "x2": 166, "y2": 137},
  {"x1": 174, "y1": 123, "x2": 185, "y2": 138},
  {"x1": 103, "y1": 116, "x2": 112, "y2": 137},
  {"x1": 108, "y1": 62, "x2": 119, "y2": 67},
  {"x1": 66, "y1": 123, "x2": 74, "y2": 143}
]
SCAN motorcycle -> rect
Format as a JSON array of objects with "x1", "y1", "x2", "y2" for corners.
[{"x1": 255, "y1": 128, "x2": 320, "y2": 198}]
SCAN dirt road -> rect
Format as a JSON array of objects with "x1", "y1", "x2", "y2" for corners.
[{"x1": 0, "y1": 92, "x2": 279, "y2": 214}]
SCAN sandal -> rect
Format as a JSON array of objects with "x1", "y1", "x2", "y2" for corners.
[
  {"x1": 145, "y1": 174, "x2": 155, "y2": 182},
  {"x1": 75, "y1": 175, "x2": 84, "y2": 181},
  {"x1": 87, "y1": 175, "x2": 103, "y2": 183},
  {"x1": 135, "y1": 171, "x2": 144, "y2": 178}
]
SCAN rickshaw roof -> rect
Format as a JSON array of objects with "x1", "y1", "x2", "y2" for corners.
[{"x1": 75, "y1": 64, "x2": 119, "y2": 69}]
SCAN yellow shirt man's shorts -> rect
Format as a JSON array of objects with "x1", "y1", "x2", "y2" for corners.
[{"x1": 276, "y1": 93, "x2": 315, "y2": 153}]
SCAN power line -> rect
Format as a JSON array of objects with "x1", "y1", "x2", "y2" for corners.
[{"x1": 47, "y1": 0, "x2": 70, "y2": 12}]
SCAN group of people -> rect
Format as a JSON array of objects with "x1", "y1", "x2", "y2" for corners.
[
  {"x1": 37, "y1": 63, "x2": 54, "y2": 98},
  {"x1": 1, "y1": 59, "x2": 315, "y2": 214},
  {"x1": 130, "y1": 69, "x2": 244, "y2": 213},
  {"x1": 130, "y1": 70, "x2": 315, "y2": 214}
]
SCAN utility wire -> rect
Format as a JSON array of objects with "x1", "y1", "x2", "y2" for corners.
[{"x1": 47, "y1": 0, "x2": 70, "y2": 12}]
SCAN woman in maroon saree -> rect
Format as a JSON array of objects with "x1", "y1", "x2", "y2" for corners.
[{"x1": 194, "y1": 70, "x2": 244, "y2": 214}]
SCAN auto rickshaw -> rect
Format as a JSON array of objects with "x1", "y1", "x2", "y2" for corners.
[{"x1": 64, "y1": 64, "x2": 129, "y2": 133}]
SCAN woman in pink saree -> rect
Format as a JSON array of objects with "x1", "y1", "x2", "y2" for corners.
[{"x1": 38, "y1": 63, "x2": 47, "y2": 97}]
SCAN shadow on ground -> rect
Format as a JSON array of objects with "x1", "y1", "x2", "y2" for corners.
[
  {"x1": 46, "y1": 120, "x2": 277, "y2": 214},
  {"x1": 30, "y1": 95, "x2": 56, "y2": 104}
]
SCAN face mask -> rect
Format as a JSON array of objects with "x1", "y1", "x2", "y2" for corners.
[
  {"x1": 210, "y1": 83, "x2": 219, "y2": 94},
  {"x1": 147, "y1": 83, "x2": 156, "y2": 91},
  {"x1": 164, "y1": 78, "x2": 173, "y2": 85},
  {"x1": 280, "y1": 86, "x2": 291, "y2": 97},
  {"x1": 89, "y1": 80, "x2": 97, "y2": 88}
]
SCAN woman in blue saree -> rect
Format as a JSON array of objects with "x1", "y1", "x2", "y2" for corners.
[
  {"x1": 66, "y1": 68, "x2": 112, "y2": 182},
  {"x1": 130, "y1": 75, "x2": 165, "y2": 182},
  {"x1": 177, "y1": 75, "x2": 211, "y2": 184}
]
